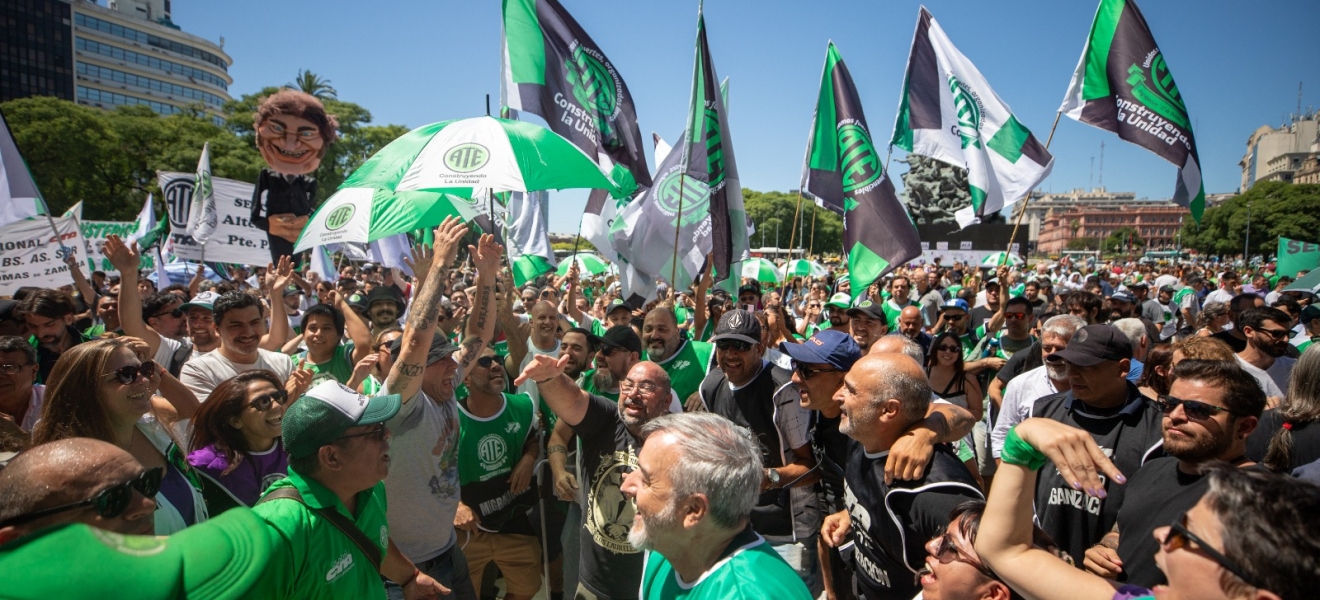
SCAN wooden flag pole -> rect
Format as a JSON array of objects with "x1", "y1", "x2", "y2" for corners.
[
  {"x1": 1002, "y1": 111, "x2": 1063, "y2": 266},
  {"x1": 669, "y1": 173, "x2": 688, "y2": 288},
  {"x1": 786, "y1": 190, "x2": 804, "y2": 261},
  {"x1": 807, "y1": 205, "x2": 818, "y2": 259}
]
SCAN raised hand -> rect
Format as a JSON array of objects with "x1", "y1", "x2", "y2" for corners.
[
  {"x1": 266, "y1": 255, "x2": 295, "y2": 293},
  {"x1": 102, "y1": 235, "x2": 141, "y2": 274},
  {"x1": 512, "y1": 353, "x2": 570, "y2": 387},
  {"x1": 470, "y1": 233, "x2": 503, "y2": 275},
  {"x1": 433, "y1": 216, "x2": 469, "y2": 271}
]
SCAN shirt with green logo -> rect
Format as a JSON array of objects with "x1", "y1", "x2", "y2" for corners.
[
  {"x1": 882, "y1": 300, "x2": 915, "y2": 331},
  {"x1": 456, "y1": 393, "x2": 537, "y2": 532},
  {"x1": 643, "y1": 339, "x2": 714, "y2": 404},
  {"x1": 297, "y1": 342, "x2": 355, "y2": 388},
  {"x1": 253, "y1": 467, "x2": 390, "y2": 600},
  {"x1": 640, "y1": 527, "x2": 812, "y2": 600}
]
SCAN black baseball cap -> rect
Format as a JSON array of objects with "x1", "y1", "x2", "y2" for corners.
[
  {"x1": 590, "y1": 325, "x2": 641, "y2": 355},
  {"x1": 710, "y1": 309, "x2": 760, "y2": 345},
  {"x1": 1110, "y1": 290, "x2": 1136, "y2": 304},
  {"x1": 738, "y1": 283, "x2": 761, "y2": 297},
  {"x1": 846, "y1": 299, "x2": 885, "y2": 320},
  {"x1": 1045, "y1": 324, "x2": 1132, "y2": 367},
  {"x1": 780, "y1": 329, "x2": 861, "y2": 371},
  {"x1": 1301, "y1": 305, "x2": 1320, "y2": 324},
  {"x1": 605, "y1": 298, "x2": 630, "y2": 316}
]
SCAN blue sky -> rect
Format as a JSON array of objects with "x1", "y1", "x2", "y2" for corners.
[{"x1": 173, "y1": 0, "x2": 1320, "y2": 235}]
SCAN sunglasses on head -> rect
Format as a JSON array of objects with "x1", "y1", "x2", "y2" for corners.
[
  {"x1": 0, "y1": 467, "x2": 163, "y2": 527},
  {"x1": 247, "y1": 389, "x2": 290, "y2": 412},
  {"x1": 1161, "y1": 512, "x2": 1258, "y2": 587},
  {"x1": 1154, "y1": 394, "x2": 1234, "y2": 420},
  {"x1": 103, "y1": 361, "x2": 157, "y2": 385},
  {"x1": 715, "y1": 339, "x2": 753, "y2": 352}
]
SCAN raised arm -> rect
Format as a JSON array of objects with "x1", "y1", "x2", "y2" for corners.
[
  {"x1": 499, "y1": 276, "x2": 531, "y2": 375},
  {"x1": 188, "y1": 264, "x2": 205, "y2": 298},
  {"x1": 512, "y1": 354, "x2": 590, "y2": 427},
  {"x1": 102, "y1": 236, "x2": 162, "y2": 355},
  {"x1": 259, "y1": 257, "x2": 294, "y2": 351},
  {"x1": 453, "y1": 233, "x2": 501, "y2": 376},
  {"x1": 385, "y1": 217, "x2": 467, "y2": 403},
  {"x1": 330, "y1": 289, "x2": 373, "y2": 363},
  {"x1": 65, "y1": 253, "x2": 98, "y2": 311},
  {"x1": 691, "y1": 265, "x2": 712, "y2": 339},
  {"x1": 563, "y1": 263, "x2": 587, "y2": 326}
]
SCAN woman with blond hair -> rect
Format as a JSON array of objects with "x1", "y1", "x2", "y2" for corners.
[{"x1": 31, "y1": 337, "x2": 203, "y2": 534}]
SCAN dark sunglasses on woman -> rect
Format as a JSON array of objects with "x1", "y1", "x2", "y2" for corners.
[
  {"x1": 102, "y1": 361, "x2": 158, "y2": 385},
  {"x1": 248, "y1": 389, "x2": 291, "y2": 412}
]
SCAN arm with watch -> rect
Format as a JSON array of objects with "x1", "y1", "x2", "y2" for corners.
[{"x1": 763, "y1": 443, "x2": 819, "y2": 491}]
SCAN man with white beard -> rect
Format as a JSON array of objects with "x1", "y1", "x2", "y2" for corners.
[{"x1": 990, "y1": 315, "x2": 1086, "y2": 460}]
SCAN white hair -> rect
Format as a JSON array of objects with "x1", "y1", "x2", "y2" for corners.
[
  {"x1": 640, "y1": 412, "x2": 762, "y2": 530},
  {"x1": 1041, "y1": 314, "x2": 1086, "y2": 340},
  {"x1": 1112, "y1": 318, "x2": 1147, "y2": 347}
]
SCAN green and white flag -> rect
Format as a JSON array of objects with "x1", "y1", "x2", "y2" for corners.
[
  {"x1": 501, "y1": 0, "x2": 650, "y2": 192},
  {"x1": 804, "y1": 42, "x2": 921, "y2": 301},
  {"x1": 130, "y1": 194, "x2": 168, "y2": 250},
  {"x1": 507, "y1": 190, "x2": 556, "y2": 287},
  {"x1": 0, "y1": 109, "x2": 46, "y2": 228},
  {"x1": 892, "y1": 7, "x2": 1054, "y2": 229},
  {"x1": 61, "y1": 201, "x2": 83, "y2": 220},
  {"x1": 185, "y1": 142, "x2": 218, "y2": 243},
  {"x1": 1060, "y1": 0, "x2": 1204, "y2": 221}
]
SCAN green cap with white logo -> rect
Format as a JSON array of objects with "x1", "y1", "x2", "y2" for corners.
[{"x1": 282, "y1": 380, "x2": 401, "y2": 459}]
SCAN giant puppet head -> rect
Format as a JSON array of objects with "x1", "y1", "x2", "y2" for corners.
[{"x1": 253, "y1": 90, "x2": 339, "y2": 176}]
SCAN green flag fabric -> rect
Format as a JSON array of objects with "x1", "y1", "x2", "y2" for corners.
[
  {"x1": 891, "y1": 7, "x2": 1054, "y2": 229},
  {"x1": 1060, "y1": 0, "x2": 1204, "y2": 221},
  {"x1": 1278, "y1": 237, "x2": 1320, "y2": 278},
  {"x1": 803, "y1": 42, "x2": 921, "y2": 302}
]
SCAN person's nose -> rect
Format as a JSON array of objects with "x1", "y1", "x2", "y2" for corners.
[
  {"x1": 122, "y1": 489, "x2": 158, "y2": 523},
  {"x1": 621, "y1": 469, "x2": 640, "y2": 499}
]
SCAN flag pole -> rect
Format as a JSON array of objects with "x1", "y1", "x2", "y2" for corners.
[
  {"x1": 1002, "y1": 111, "x2": 1062, "y2": 266},
  {"x1": 669, "y1": 173, "x2": 688, "y2": 288},
  {"x1": 41, "y1": 209, "x2": 81, "y2": 289},
  {"x1": 786, "y1": 190, "x2": 804, "y2": 262},
  {"x1": 807, "y1": 205, "x2": 818, "y2": 259}
]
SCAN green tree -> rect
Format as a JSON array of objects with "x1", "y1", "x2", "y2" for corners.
[
  {"x1": 1178, "y1": 181, "x2": 1320, "y2": 258},
  {"x1": 1067, "y1": 237, "x2": 1099, "y2": 251},
  {"x1": 289, "y1": 70, "x2": 338, "y2": 100},
  {"x1": 741, "y1": 189, "x2": 843, "y2": 258},
  {"x1": 1103, "y1": 227, "x2": 1144, "y2": 254}
]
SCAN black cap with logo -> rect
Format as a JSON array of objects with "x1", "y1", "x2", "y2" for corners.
[
  {"x1": 710, "y1": 309, "x2": 761, "y2": 346},
  {"x1": 590, "y1": 325, "x2": 642, "y2": 355}
]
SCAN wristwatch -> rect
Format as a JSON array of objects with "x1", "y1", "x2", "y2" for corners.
[{"x1": 764, "y1": 468, "x2": 781, "y2": 488}]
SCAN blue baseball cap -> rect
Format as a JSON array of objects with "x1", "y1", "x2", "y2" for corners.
[
  {"x1": 940, "y1": 298, "x2": 970, "y2": 313},
  {"x1": 780, "y1": 329, "x2": 861, "y2": 371}
]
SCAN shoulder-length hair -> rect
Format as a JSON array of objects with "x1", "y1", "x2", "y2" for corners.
[
  {"x1": 927, "y1": 331, "x2": 965, "y2": 374},
  {"x1": 31, "y1": 338, "x2": 130, "y2": 445},
  {"x1": 188, "y1": 370, "x2": 286, "y2": 476}
]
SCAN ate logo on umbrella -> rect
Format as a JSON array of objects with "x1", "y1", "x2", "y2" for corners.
[
  {"x1": 325, "y1": 204, "x2": 355, "y2": 231},
  {"x1": 445, "y1": 143, "x2": 490, "y2": 173}
]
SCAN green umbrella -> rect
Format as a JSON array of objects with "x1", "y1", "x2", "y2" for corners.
[
  {"x1": 981, "y1": 252, "x2": 1024, "y2": 268},
  {"x1": 738, "y1": 258, "x2": 782, "y2": 284},
  {"x1": 295, "y1": 116, "x2": 619, "y2": 253},
  {"x1": 1284, "y1": 268, "x2": 1320, "y2": 293},
  {"x1": 780, "y1": 259, "x2": 828, "y2": 278},
  {"x1": 556, "y1": 254, "x2": 612, "y2": 279}
]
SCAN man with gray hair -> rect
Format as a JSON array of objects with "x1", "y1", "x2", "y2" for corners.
[
  {"x1": 820, "y1": 353, "x2": 983, "y2": 600},
  {"x1": 622, "y1": 412, "x2": 812, "y2": 599},
  {"x1": 1111, "y1": 317, "x2": 1148, "y2": 382},
  {"x1": 990, "y1": 315, "x2": 1086, "y2": 459}
]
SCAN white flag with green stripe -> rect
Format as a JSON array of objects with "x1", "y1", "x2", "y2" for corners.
[{"x1": 891, "y1": 7, "x2": 1053, "y2": 229}]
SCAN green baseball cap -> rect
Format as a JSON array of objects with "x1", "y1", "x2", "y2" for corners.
[
  {"x1": 283, "y1": 380, "x2": 401, "y2": 458},
  {"x1": 0, "y1": 507, "x2": 272, "y2": 600},
  {"x1": 179, "y1": 290, "x2": 220, "y2": 312}
]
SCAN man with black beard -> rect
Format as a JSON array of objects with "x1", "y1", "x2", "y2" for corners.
[
  {"x1": 824, "y1": 293, "x2": 852, "y2": 334},
  {"x1": 583, "y1": 326, "x2": 641, "y2": 401},
  {"x1": 1081, "y1": 360, "x2": 1263, "y2": 588},
  {"x1": 640, "y1": 308, "x2": 713, "y2": 407}
]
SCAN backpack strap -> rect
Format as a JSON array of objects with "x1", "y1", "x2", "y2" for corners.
[{"x1": 258, "y1": 487, "x2": 383, "y2": 572}]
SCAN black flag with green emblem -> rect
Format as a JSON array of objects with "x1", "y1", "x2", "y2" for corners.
[
  {"x1": 1060, "y1": 0, "x2": 1204, "y2": 221},
  {"x1": 801, "y1": 42, "x2": 920, "y2": 301}
]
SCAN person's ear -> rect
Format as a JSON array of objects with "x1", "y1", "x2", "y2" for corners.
[
  {"x1": 1235, "y1": 415, "x2": 1259, "y2": 441},
  {"x1": 682, "y1": 492, "x2": 709, "y2": 529},
  {"x1": 228, "y1": 416, "x2": 244, "y2": 430},
  {"x1": 319, "y1": 445, "x2": 342, "y2": 472},
  {"x1": 983, "y1": 580, "x2": 1013, "y2": 600}
]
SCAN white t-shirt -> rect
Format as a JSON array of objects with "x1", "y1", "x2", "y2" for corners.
[
  {"x1": 1205, "y1": 288, "x2": 1235, "y2": 306},
  {"x1": 516, "y1": 337, "x2": 561, "y2": 422},
  {"x1": 178, "y1": 348, "x2": 294, "y2": 401},
  {"x1": 991, "y1": 366, "x2": 1060, "y2": 458},
  {"x1": 380, "y1": 384, "x2": 461, "y2": 562},
  {"x1": 1234, "y1": 355, "x2": 1285, "y2": 398}
]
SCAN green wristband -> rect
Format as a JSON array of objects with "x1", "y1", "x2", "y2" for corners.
[{"x1": 1001, "y1": 426, "x2": 1049, "y2": 471}]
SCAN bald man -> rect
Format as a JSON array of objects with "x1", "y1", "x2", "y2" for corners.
[
  {"x1": 896, "y1": 306, "x2": 932, "y2": 361},
  {"x1": 0, "y1": 438, "x2": 158, "y2": 542},
  {"x1": 820, "y1": 354, "x2": 983, "y2": 600},
  {"x1": 641, "y1": 307, "x2": 714, "y2": 405},
  {"x1": 508, "y1": 300, "x2": 563, "y2": 422}
]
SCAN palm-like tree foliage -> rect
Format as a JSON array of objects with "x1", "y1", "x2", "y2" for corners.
[{"x1": 289, "y1": 70, "x2": 337, "y2": 100}]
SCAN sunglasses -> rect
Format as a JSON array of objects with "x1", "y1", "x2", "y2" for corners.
[
  {"x1": 715, "y1": 339, "x2": 754, "y2": 352},
  {"x1": 151, "y1": 307, "x2": 184, "y2": 319},
  {"x1": 335, "y1": 422, "x2": 388, "y2": 443},
  {"x1": 936, "y1": 344, "x2": 961, "y2": 353},
  {"x1": 944, "y1": 314, "x2": 965, "y2": 321},
  {"x1": 102, "y1": 361, "x2": 157, "y2": 385},
  {"x1": 476, "y1": 355, "x2": 501, "y2": 369},
  {"x1": 931, "y1": 532, "x2": 996, "y2": 578},
  {"x1": 1003, "y1": 313, "x2": 1029, "y2": 321},
  {"x1": 1254, "y1": 327, "x2": 1291, "y2": 340},
  {"x1": 248, "y1": 389, "x2": 290, "y2": 412},
  {"x1": 1162, "y1": 512, "x2": 1257, "y2": 587},
  {"x1": 1154, "y1": 394, "x2": 1234, "y2": 420},
  {"x1": 795, "y1": 364, "x2": 838, "y2": 380},
  {"x1": 0, "y1": 467, "x2": 163, "y2": 527}
]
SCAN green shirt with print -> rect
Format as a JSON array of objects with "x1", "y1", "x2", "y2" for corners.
[
  {"x1": 253, "y1": 467, "x2": 390, "y2": 600},
  {"x1": 643, "y1": 339, "x2": 714, "y2": 403},
  {"x1": 640, "y1": 528, "x2": 811, "y2": 600},
  {"x1": 298, "y1": 342, "x2": 355, "y2": 388}
]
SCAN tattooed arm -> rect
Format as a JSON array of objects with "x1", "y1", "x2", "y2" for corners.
[
  {"x1": 385, "y1": 217, "x2": 468, "y2": 403},
  {"x1": 454, "y1": 233, "x2": 502, "y2": 376}
]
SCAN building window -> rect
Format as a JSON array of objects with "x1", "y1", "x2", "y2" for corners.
[
  {"x1": 74, "y1": 12, "x2": 227, "y2": 71},
  {"x1": 77, "y1": 62, "x2": 226, "y2": 106},
  {"x1": 75, "y1": 38, "x2": 227, "y2": 90}
]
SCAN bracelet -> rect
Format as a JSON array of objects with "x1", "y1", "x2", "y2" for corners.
[
  {"x1": 402, "y1": 567, "x2": 420, "y2": 587},
  {"x1": 1001, "y1": 426, "x2": 1049, "y2": 471}
]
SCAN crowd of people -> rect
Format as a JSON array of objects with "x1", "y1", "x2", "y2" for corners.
[{"x1": 1, "y1": 229, "x2": 1318, "y2": 600}]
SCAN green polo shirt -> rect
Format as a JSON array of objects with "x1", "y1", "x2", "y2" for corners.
[
  {"x1": 643, "y1": 339, "x2": 714, "y2": 403},
  {"x1": 253, "y1": 467, "x2": 390, "y2": 600}
]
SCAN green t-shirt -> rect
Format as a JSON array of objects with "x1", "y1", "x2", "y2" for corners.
[
  {"x1": 643, "y1": 339, "x2": 714, "y2": 403},
  {"x1": 456, "y1": 393, "x2": 535, "y2": 486},
  {"x1": 640, "y1": 528, "x2": 812, "y2": 600},
  {"x1": 298, "y1": 342, "x2": 355, "y2": 388},
  {"x1": 253, "y1": 467, "x2": 390, "y2": 600},
  {"x1": 696, "y1": 320, "x2": 715, "y2": 343},
  {"x1": 579, "y1": 368, "x2": 619, "y2": 402},
  {"x1": 882, "y1": 299, "x2": 914, "y2": 330},
  {"x1": 1297, "y1": 338, "x2": 1316, "y2": 354},
  {"x1": 674, "y1": 305, "x2": 691, "y2": 326},
  {"x1": 361, "y1": 374, "x2": 382, "y2": 396}
]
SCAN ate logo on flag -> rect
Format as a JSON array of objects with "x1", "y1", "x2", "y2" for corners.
[
  {"x1": 701, "y1": 108, "x2": 727, "y2": 189},
  {"x1": 948, "y1": 74, "x2": 984, "y2": 149},
  {"x1": 838, "y1": 120, "x2": 882, "y2": 197},
  {"x1": 564, "y1": 43, "x2": 621, "y2": 144},
  {"x1": 655, "y1": 167, "x2": 711, "y2": 228}
]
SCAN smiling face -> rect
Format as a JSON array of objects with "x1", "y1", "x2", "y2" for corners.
[
  {"x1": 303, "y1": 314, "x2": 340, "y2": 356},
  {"x1": 715, "y1": 338, "x2": 762, "y2": 387},
  {"x1": 99, "y1": 348, "x2": 154, "y2": 425},
  {"x1": 256, "y1": 114, "x2": 326, "y2": 175},
  {"x1": 642, "y1": 310, "x2": 681, "y2": 362},
  {"x1": 218, "y1": 305, "x2": 266, "y2": 358},
  {"x1": 367, "y1": 301, "x2": 399, "y2": 330},
  {"x1": 230, "y1": 379, "x2": 287, "y2": 451},
  {"x1": 622, "y1": 431, "x2": 683, "y2": 552},
  {"x1": 849, "y1": 313, "x2": 887, "y2": 351},
  {"x1": 617, "y1": 362, "x2": 670, "y2": 431},
  {"x1": 560, "y1": 332, "x2": 594, "y2": 379},
  {"x1": 463, "y1": 349, "x2": 507, "y2": 395}
]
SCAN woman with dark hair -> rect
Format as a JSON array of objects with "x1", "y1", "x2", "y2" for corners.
[
  {"x1": 360, "y1": 327, "x2": 402, "y2": 395},
  {"x1": 1248, "y1": 343, "x2": 1320, "y2": 471},
  {"x1": 917, "y1": 500, "x2": 1066, "y2": 600},
  {"x1": 30, "y1": 337, "x2": 204, "y2": 534},
  {"x1": 1136, "y1": 344, "x2": 1174, "y2": 398},
  {"x1": 978, "y1": 417, "x2": 1320, "y2": 600},
  {"x1": 186, "y1": 370, "x2": 290, "y2": 513},
  {"x1": 927, "y1": 331, "x2": 984, "y2": 420}
]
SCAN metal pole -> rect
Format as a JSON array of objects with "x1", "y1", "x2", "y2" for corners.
[
  {"x1": 807, "y1": 207, "x2": 818, "y2": 259},
  {"x1": 1002, "y1": 111, "x2": 1063, "y2": 266},
  {"x1": 669, "y1": 173, "x2": 688, "y2": 287}
]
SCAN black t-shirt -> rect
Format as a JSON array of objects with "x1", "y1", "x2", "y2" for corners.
[
  {"x1": 969, "y1": 306, "x2": 996, "y2": 336},
  {"x1": 1115, "y1": 457, "x2": 1208, "y2": 587},
  {"x1": 1210, "y1": 329, "x2": 1247, "y2": 353},
  {"x1": 845, "y1": 441, "x2": 983, "y2": 600},
  {"x1": 812, "y1": 413, "x2": 850, "y2": 513},
  {"x1": 996, "y1": 340, "x2": 1043, "y2": 384},
  {"x1": 1031, "y1": 385, "x2": 1166, "y2": 565},
  {"x1": 1246, "y1": 409, "x2": 1320, "y2": 471},
  {"x1": 570, "y1": 394, "x2": 644, "y2": 599}
]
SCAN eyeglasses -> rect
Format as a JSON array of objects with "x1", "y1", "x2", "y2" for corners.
[
  {"x1": 151, "y1": 307, "x2": 184, "y2": 319},
  {"x1": 335, "y1": 423, "x2": 388, "y2": 443},
  {"x1": 1254, "y1": 327, "x2": 1291, "y2": 340},
  {"x1": 795, "y1": 364, "x2": 838, "y2": 380},
  {"x1": 247, "y1": 389, "x2": 290, "y2": 412},
  {"x1": 1003, "y1": 313, "x2": 1029, "y2": 321},
  {"x1": 715, "y1": 339, "x2": 754, "y2": 352},
  {"x1": 930, "y1": 532, "x2": 996, "y2": 579},
  {"x1": 475, "y1": 356, "x2": 501, "y2": 369},
  {"x1": 1154, "y1": 394, "x2": 1234, "y2": 420},
  {"x1": 619, "y1": 380, "x2": 661, "y2": 395},
  {"x1": 936, "y1": 344, "x2": 961, "y2": 353},
  {"x1": 0, "y1": 362, "x2": 35, "y2": 375},
  {"x1": 102, "y1": 361, "x2": 157, "y2": 385},
  {"x1": 0, "y1": 467, "x2": 163, "y2": 527},
  {"x1": 1161, "y1": 512, "x2": 1257, "y2": 587}
]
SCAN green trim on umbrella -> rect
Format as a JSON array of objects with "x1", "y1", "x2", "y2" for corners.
[
  {"x1": 981, "y1": 252, "x2": 1024, "y2": 268},
  {"x1": 511, "y1": 255, "x2": 555, "y2": 288},
  {"x1": 556, "y1": 254, "x2": 611, "y2": 278},
  {"x1": 739, "y1": 258, "x2": 782, "y2": 284}
]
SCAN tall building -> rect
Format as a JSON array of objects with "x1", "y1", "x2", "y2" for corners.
[
  {"x1": 1018, "y1": 187, "x2": 1141, "y2": 242},
  {"x1": 1239, "y1": 113, "x2": 1318, "y2": 189},
  {"x1": 1, "y1": 0, "x2": 75, "y2": 103},
  {"x1": 3, "y1": 1, "x2": 232, "y2": 123},
  {"x1": 1036, "y1": 204, "x2": 1189, "y2": 255}
]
